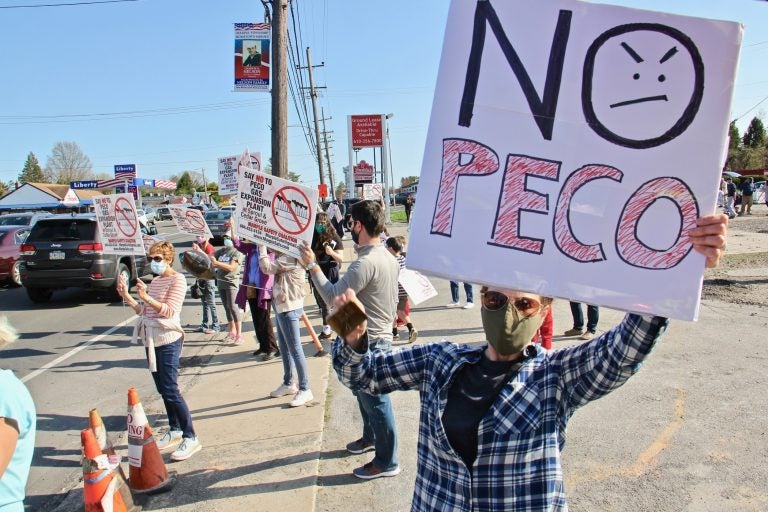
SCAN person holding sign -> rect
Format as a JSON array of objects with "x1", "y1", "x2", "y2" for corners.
[
  {"x1": 211, "y1": 235, "x2": 244, "y2": 345},
  {"x1": 329, "y1": 214, "x2": 727, "y2": 509},
  {"x1": 118, "y1": 241, "x2": 202, "y2": 461},
  {"x1": 310, "y1": 212, "x2": 344, "y2": 340},
  {"x1": 258, "y1": 246, "x2": 314, "y2": 408}
]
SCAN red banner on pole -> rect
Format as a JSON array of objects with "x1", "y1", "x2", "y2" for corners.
[
  {"x1": 351, "y1": 115, "x2": 383, "y2": 148},
  {"x1": 318, "y1": 183, "x2": 328, "y2": 198}
]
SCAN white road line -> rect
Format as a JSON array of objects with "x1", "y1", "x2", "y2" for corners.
[{"x1": 21, "y1": 315, "x2": 138, "y2": 384}]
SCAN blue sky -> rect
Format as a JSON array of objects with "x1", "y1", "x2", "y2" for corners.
[{"x1": 0, "y1": 0, "x2": 764, "y2": 189}]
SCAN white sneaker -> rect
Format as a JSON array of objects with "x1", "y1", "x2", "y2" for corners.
[
  {"x1": 270, "y1": 383, "x2": 298, "y2": 398},
  {"x1": 446, "y1": 302, "x2": 461, "y2": 308},
  {"x1": 322, "y1": 325, "x2": 332, "y2": 335},
  {"x1": 170, "y1": 436, "x2": 202, "y2": 461},
  {"x1": 289, "y1": 389, "x2": 314, "y2": 407},
  {"x1": 463, "y1": 302, "x2": 475, "y2": 309},
  {"x1": 156, "y1": 429, "x2": 183, "y2": 452}
]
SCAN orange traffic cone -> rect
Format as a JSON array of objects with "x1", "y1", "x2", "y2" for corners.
[
  {"x1": 126, "y1": 388, "x2": 176, "y2": 494},
  {"x1": 88, "y1": 409, "x2": 141, "y2": 511},
  {"x1": 82, "y1": 428, "x2": 128, "y2": 512}
]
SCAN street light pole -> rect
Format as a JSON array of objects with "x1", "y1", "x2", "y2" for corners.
[{"x1": 381, "y1": 113, "x2": 394, "y2": 224}]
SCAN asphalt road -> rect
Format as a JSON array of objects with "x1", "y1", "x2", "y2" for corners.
[{"x1": 0, "y1": 221, "x2": 217, "y2": 511}]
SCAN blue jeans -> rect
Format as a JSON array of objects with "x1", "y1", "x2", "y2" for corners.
[
  {"x1": 450, "y1": 281, "x2": 473, "y2": 304},
  {"x1": 569, "y1": 302, "x2": 599, "y2": 333},
  {"x1": 200, "y1": 279, "x2": 220, "y2": 330},
  {"x1": 149, "y1": 339, "x2": 195, "y2": 438},
  {"x1": 273, "y1": 306, "x2": 310, "y2": 391},
  {"x1": 354, "y1": 337, "x2": 398, "y2": 470}
]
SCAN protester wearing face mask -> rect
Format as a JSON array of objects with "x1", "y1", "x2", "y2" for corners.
[
  {"x1": 191, "y1": 235, "x2": 220, "y2": 335},
  {"x1": 210, "y1": 234, "x2": 244, "y2": 344},
  {"x1": 329, "y1": 214, "x2": 728, "y2": 510},
  {"x1": 117, "y1": 241, "x2": 201, "y2": 461}
]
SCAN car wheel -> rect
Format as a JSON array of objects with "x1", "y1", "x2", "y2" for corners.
[
  {"x1": 27, "y1": 287, "x2": 53, "y2": 303},
  {"x1": 11, "y1": 261, "x2": 23, "y2": 287},
  {"x1": 113, "y1": 263, "x2": 131, "y2": 300}
]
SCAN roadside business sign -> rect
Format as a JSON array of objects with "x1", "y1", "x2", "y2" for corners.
[
  {"x1": 350, "y1": 115, "x2": 384, "y2": 148},
  {"x1": 114, "y1": 164, "x2": 137, "y2": 178},
  {"x1": 168, "y1": 205, "x2": 213, "y2": 239},
  {"x1": 235, "y1": 165, "x2": 318, "y2": 259},
  {"x1": 93, "y1": 193, "x2": 145, "y2": 255},
  {"x1": 62, "y1": 188, "x2": 80, "y2": 207},
  {"x1": 406, "y1": 0, "x2": 742, "y2": 321},
  {"x1": 70, "y1": 180, "x2": 99, "y2": 190},
  {"x1": 353, "y1": 160, "x2": 374, "y2": 184}
]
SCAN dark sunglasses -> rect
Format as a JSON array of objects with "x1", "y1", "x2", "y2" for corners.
[
  {"x1": 149, "y1": 255, "x2": 165, "y2": 262},
  {"x1": 481, "y1": 291, "x2": 541, "y2": 316}
]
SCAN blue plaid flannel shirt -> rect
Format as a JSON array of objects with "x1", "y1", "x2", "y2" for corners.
[{"x1": 332, "y1": 313, "x2": 668, "y2": 511}]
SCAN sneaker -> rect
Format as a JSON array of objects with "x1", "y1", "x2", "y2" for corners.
[
  {"x1": 346, "y1": 438, "x2": 375, "y2": 454},
  {"x1": 233, "y1": 336, "x2": 244, "y2": 346},
  {"x1": 156, "y1": 429, "x2": 183, "y2": 452},
  {"x1": 446, "y1": 302, "x2": 461, "y2": 308},
  {"x1": 270, "y1": 383, "x2": 297, "y2": 398},
  {"x1": 318, "y1": 331, "x2": 333, "y2": 340},
  {"x1": 289, "y1": 389, "x2": 314, "y2": 407},
  {"x1": 392, "y1": 332, "x2": 400, "y2": 341},
  {"x1": 170, "y1": 436, "x2": 202, "y2": 461},
  {"x1": 198, "y1": 326, "x2": 208, "y2": 333},
  {"x1": 563, "y1": 328, "x2": 584, "y2": 336},
  {"x1": 463, "y1": 302, "x2": 475, "y2": 309},
  {"x1": 352, "y1": 461, "x2": 402, "y2": 480},
  {"x1": 408, "y1": 329, "x2": 418, "y2": 343},
  {"x1": 579, "y1": 331, "x2": 595, "y2": 340},
  {"x1": 253, "y1": 349, "x2": 265, "y2": 356},
  {"x1": 203, "y1": 328, "x2": 217, "y2": 335},
  {"x1": 262, "y1": 351, "x2": 278, "y2": 361}
]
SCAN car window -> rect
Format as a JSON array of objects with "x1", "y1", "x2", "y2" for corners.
[
  {"x1": 205, "y1": 211, "x2": 231, "y2": 220},
  {"x1": 14, "y1": 230, "x2": 29, "y2": 244},
  {"x1": 0, "y1": 215, "x2": 31, "y2": 226},
  {"x1": 28, "y1": 219, "x2": 97, "y2": 242},
  {"x1": 136, "y1": 210, "x2": 145, "y2": 215}
]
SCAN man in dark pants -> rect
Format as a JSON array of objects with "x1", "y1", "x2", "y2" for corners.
[
  {"x1": 299, "y1": 200, "x2": 401, "y2": 480},
  {"x1": 564, "y1": 302, "x2": 599, "y2": 340}
]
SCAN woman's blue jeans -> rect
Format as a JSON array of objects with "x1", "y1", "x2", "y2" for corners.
[
  {"x1": 149, "y1": 339, "x2": 195, "y2": 438},
  {"x1": 273, "y1": 306, "x2": 310, "y2": 391}
]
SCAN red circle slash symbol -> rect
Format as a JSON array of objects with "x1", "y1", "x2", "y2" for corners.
[
  {"x1": 185, "y1": 211, "x2": 207, "y2": 233},
  {"x1": 271, "y1": 186, "x2": 312, "y2": 235},
  {"x1": 114, "y1": 197, "x2": 138, "y2": 237}
]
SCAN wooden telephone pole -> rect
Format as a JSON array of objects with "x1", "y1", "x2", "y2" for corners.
[{"x1": 271, "y1": 0, "x2": 288, "y2": 179}]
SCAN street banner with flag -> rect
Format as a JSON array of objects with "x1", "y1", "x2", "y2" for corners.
[{"x1": 235, "y1": 23, "x2": 270, "y2": 92}]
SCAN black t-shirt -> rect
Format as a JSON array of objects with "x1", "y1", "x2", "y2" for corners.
[
  {"x1": 311, "y1": 230, "x2": 343, "y2": 282},
  {"x1": 727, "y1": 182, "x2": 736, "y2": 197},
  {"x1": 442, "y1": 353, "x2": 522, "y2": 469}
]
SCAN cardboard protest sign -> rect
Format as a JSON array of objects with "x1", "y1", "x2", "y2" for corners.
[
  {"x1": 406, "y1": 0, "x2": 742, "y2": 321},
  {"x1": 142, "y1": 234, "x2": 162, "y2": 254},
  {"x1": 363, "y1": 183, "x2": 383, "y2": 201},
  {"x1": 93, "y1": 193, "x2": 145, "y2": 255},
  {"x1": 399, "y1": 269, "x2": 438, "y2": 306},
  {"x1": 326, "y1": 202, "x2": 343, "y2": 223},
  {"x1": 235, "y1": 167, "x2": 319, "y2": 259},
  {"x1": 168, "y1": 205, "x2": 213, "y2": 239},
  {"x1": 218, "y1": 150, "x2": 262, "y2": 196}
]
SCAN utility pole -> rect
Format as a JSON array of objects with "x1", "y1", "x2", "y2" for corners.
[
  {"x1": 321, "y1": 108, "x2": 336, "y2": 200},
  {"x1": 201, "y1": 167, "x2": 207, "y2": 201},
  {"x1": 271, "y1": 0, "x2": 288, "y2": 179},
  {"x1": 305, "y1": 47, "x2": 325, "y2": 187}
]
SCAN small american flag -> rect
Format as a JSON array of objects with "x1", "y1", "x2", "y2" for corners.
[{"x1": 153, "y1": 180, "x2": 177, "y2": 190}]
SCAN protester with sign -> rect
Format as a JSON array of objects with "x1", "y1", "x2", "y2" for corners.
[
  {"x1": 0, "y1": 316, "x2": 36, "y2": 512},
  {"x1": 386, "y1": 236, "x2": 418, "y2": 343},
  {"x1": 118, "y1": 241, "x2": 202, "y2": 461},
  {"x1": 299, "y1": 200, "x2": 401, "y2": 480},
  {"x1": 310, "y1": 212, "x2": 344, "y2": 340},
  {"x1": 192, "y1": 237, "x2": 220, "y2": 335},
  {"x1": 233, "y1": 234, "x2": 278, "y2": 360},
  {"x1": 258, "y1": 246, "x2": 313, "y2": 407},
  {"x1": 211, "y1": 235, "x2": 244, "y2": 345},
  {"x1": 330, "y1": 213, "x2": 727, "y2": 509}
]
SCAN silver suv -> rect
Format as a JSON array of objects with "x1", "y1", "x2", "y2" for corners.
[{"x1": 0, "y1": 211, "x2": 53, "y2": 227}]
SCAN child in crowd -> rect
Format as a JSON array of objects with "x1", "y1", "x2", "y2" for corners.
[{"x1": 386, "y1": 235, "x2": 418, "y2": 343}]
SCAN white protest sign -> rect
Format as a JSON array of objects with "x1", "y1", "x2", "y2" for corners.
[
  {"x1": 235, "y1": 167, "x2": 319, "y2": 259},
  {"x1": 218, "y1": 150, "x2": 262, "y2": 196},
  {"x1": 168, "y1": 205, "x2": 213, "y2": 239},
  {"x1": 326, "y1": 202, "x2": 343, "y2": 223},
  {"x1": 93, "y1": 193, "x2": 145, "y2": 255},
  {"x1": 363, "y1": 183, "x2": 383, "y2": 201},
  {"x1": 398, "y1": 269, "x2": 438, "y2": 306},
  {"x1": 406, "y1": 0, "x2": 742, "y2": 321},
  {"x1": 142, "y1": 234, "x2": 162, "y2": 254}
]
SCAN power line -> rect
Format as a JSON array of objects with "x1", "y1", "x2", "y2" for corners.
[
  {"x1": 0, "y1": 0, "x2": 139, "y2": 8},
  {"x1": 733, "y1": 93, "x2": 768, "y2": 122}
]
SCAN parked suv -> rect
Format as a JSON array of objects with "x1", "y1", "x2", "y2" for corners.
[
  {"x1": 0, "y1": 211, "x2": 53, "y2": 227},
  {"x1": 156, "y1": 207, "x2": 172, "y2": 220},
  {"x1": 20, "y1": 214, "x2": 154, "y2": 303}
]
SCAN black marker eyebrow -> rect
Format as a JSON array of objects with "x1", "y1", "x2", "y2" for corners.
[
  {"x1": 659, "y1": 46, "x2": 678, "y2": 64},
  {"x1": 621, "y1": 42, "x2": 644, "y2": 63}
]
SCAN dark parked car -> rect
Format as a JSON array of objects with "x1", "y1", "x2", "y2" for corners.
[
  {"x1": 156, "y1": 207, "x2": 173, "y2": 220},
  {"x1": 204, "y1": 210, "x2": 233, "y2": 244},
  {"x1": 0, "y1": 226, "x2": 30, "y2": 286},
  {"x1": 20, "y1": 214, "x2": 154, "y2": 303},
  {"x1": 0, "y1": 211, "x2": 53, "y2": 227}
]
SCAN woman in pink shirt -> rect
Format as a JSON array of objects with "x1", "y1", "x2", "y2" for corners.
[{"x1": 117, "y1": 241, "x2": 201, "y2": 462}]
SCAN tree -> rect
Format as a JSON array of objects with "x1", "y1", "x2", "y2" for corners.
[
  {"x1": 728, "y1": 122, "x2": 740, "y2": 151},
  {"x1": 175, "y1": 171, "x2": 195, "y2": 194},
  {"x1": 44, "y1": 141, "x2": 93, "y2": 184},
  {"x1": 335, "y1": 182, "x2": 346, "y2": 199},
  {"x1": 400, "y1": 176, "x2": 419, "y2": 187},
  {"x1": 19, "y1": 152, "x2": 45, "y2": 184},
  {"x1": 742, "y1": 116, "x2": 766, "y2": 149},
  {"x1": 287, "y1": 172, "x2": 302, "y2": 183}
]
